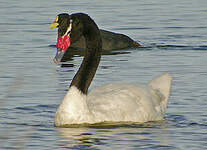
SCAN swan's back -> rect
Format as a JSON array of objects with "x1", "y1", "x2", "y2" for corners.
[{"x1": 88, "y1": 73, "x2": 172, "y2": 123}]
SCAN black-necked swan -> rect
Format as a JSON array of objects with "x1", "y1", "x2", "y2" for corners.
[
  {"x1": 50, "y1": 13, "x2": 141, "y2": 51},
  {"x1": 50, "y1": 13, "x2": 172, "y2": 127}
]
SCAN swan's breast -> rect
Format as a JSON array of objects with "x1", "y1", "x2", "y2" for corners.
[{"x1": 54, "y1": 86, "x2": 94, "y2": 126}]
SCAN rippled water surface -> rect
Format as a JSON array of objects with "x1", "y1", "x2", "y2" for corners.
[{"x1": 1, "y1": 0, "x2": 207, "y2": 149}]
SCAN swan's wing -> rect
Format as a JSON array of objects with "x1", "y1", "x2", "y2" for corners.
[{"x1": 87, "y1": 83, "x2": 163, "y2": 122}]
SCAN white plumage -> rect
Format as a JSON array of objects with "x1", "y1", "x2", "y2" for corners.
[{"x1": 54, "y1": 73, "x2": 172, "y2": 126}]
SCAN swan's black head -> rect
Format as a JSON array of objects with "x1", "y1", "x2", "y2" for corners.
[{"x1": 50, "y1": 13, "x2": 84, "y2": 63}]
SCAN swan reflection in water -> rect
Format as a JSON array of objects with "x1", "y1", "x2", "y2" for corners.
[
  {"x1": 56, "y1": 121, "x2": 170, "y2": 149},
  {"x1": 57, "y1": 127, "x2": 104, "y2": 149},
  {"x1": 60, "y1": 49, "x2": 130, "y2": 68}
]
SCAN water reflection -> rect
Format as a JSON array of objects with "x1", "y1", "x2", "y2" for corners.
[
  {"x1": 50, "y1": 44, "x2": 207, "y2": 66},
  {"x1": 60, "y1": 63, "x2": 75, "y2": 68},
  {"x1": 57, "y1": 127, "x2": 99, "y2": 149},
  {"x1": 49, "y1": 45, "x2": 131, "y2": 64},
  {"x1": 56, "y1": 121, "x2": 171, "y2": 149}
]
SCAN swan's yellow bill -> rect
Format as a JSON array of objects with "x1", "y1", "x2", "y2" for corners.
[{"x1": 50, "y1": 16, "x2": 59, "y2": 29}]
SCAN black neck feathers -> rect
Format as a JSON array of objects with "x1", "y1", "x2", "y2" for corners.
[{"x1": 70, "y1": 13, "x2": 102, "y2": 94}]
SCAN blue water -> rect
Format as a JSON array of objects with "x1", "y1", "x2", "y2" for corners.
[{"x1": 1, "y1": 0, "x2": 207, "y2": 149}]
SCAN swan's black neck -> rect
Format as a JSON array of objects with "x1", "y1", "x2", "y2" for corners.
[{"x1": 70, "y1": 14, "x2": 102, "y2": 94}]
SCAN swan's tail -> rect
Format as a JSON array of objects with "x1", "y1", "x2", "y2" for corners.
[
  {"x1": 148, "y1": 73, "x2": 172, "y2": 112},
  {"x1": 133, "y1": 41, "x2": 141, "y2": 47}
]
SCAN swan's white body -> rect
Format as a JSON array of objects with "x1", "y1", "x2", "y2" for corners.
[{"x1": 55, "y1": 73, "x2": 172, "y2": 126}]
